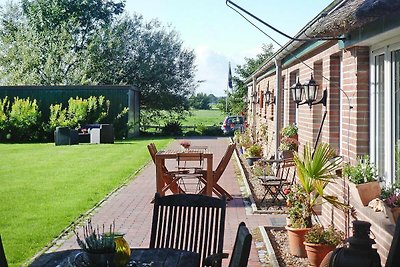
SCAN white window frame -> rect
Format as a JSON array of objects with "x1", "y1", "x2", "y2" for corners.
[{"x1": 370, "y1": 37, "x2": 400, "y2": 185}]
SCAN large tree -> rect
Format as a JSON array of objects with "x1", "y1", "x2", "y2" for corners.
[
  {"x1": 0, "y1": 0, "x2": 196, "y2": 118},
  {"x1": 223, "y1": 43, "x2": 274, "y2": 115}
]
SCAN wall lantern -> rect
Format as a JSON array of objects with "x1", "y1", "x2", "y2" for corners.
[
  {"x1": 264, "y1": 90, "x2": 275, "y2": 105},
  {"x1": 290, "y1": 74, "x2": 327, "y2": 108},
  {"x1": 251, "y1": 91, "x2": 258, "y2": 104}
]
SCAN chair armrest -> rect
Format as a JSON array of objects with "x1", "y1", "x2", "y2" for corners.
[{"x1": 203, "y1": 253, "x2": 229, "y2": 267}]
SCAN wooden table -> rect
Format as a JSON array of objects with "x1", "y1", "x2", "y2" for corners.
[
  {"x1": 155, "y1": 149, "x2": 213, "y2": 196},
  {"x1": 30, "y1": 248, "x2": 200, "y2": 267}
]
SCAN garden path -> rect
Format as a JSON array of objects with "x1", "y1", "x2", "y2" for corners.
[{"x1": 34, "y1": 137, "x2": 286, "y2": 267}]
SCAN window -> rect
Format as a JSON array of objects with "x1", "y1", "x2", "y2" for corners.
[{"x1": 371, "y1": 39, "x2": 400, "y2": 185}]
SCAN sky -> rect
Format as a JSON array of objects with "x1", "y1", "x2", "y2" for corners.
[
  {"x1": 0, "y1": 0, "x2": 332, "y2": 97},
  {"x1": 124, "y1": 0, "x2": 332, "y2": 96}
]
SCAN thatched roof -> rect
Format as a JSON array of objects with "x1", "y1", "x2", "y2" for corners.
[{"x1": 309, "y1": 0, "x2": 400, "y2": 38}]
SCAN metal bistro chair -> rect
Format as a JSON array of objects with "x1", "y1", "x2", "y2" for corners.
[
  {"x1": 0, "y1": 235, "x2": 8, "y2": 267},
  {"x1": 150, "y1": 193, "x2": 226, "y2": 267},
  {"x1": 258, "y1": 158, "x2": 296, "y2": 207},
  {"x1": 204, "y1": 222, "x2": 252, "y2": 267}
]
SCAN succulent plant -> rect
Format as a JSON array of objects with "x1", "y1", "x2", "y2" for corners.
[{"x1": 74, "y1": 219, "x2": 116, "y2": 254}]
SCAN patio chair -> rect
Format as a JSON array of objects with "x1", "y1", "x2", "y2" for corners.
[
  {"x1": 0, "y1": 235, "x2": 8, "y2": 267},
  {"x1": 197, "y1": 143, "x2": 236, "y2": 200},
  {"x1": 258, "y1": 158, "x2": 296, "y2": 206},
  {"x1": 175, "y1": 152, "x2": 205, "y2": 194},
  {"x1": 147, "y1": 143, "x2": 186, "y2": 194},
  {"x1": 150, "y1": 193, "x2": 226, "y2": 267},
  {"x1": 203, "y1": 222, "x2": 252, "y2": 267}
]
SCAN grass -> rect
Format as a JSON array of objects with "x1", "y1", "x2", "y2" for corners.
[
  {"x1": 182, "y1": 109, "x2": 226, "y2": 126},
  {"x1": 0, "y1": 138, "x2": 171, "y2": 267}
]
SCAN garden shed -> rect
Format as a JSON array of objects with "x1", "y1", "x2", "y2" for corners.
[{"x1": 0, "y1": 85, "x2": 140, "y2": 138}]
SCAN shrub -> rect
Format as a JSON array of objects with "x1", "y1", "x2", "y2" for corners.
[
  {"x1": 7, "y1": 97, "x2": 42, "y2": 142},
  {"x1": 245, "y1": 143, "x2": 263, "y2": 158},
  {"x1": 162, "y1": 120, "x2": 182, "y2": 136},
  {"x1": 202, "y1": 125, "x2": 223, "y2": 136}
]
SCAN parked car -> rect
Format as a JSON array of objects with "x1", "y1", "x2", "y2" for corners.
[{"x1": 221, "y1": 116, "x2": 245, "y2": 135}]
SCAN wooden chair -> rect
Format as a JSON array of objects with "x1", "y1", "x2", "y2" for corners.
[
  {"x1": 147, "y1": 143, "x2": 186, "y2": 194},
  {"x1": 203, "y1": 222, "x2": 252, "y2": 267},
  {"x1": 150, "y1": 193, "x2": 226, "y2": 267},
  {"x1": 197, "y1": 143, "x2": 236, "y2": 200},
  {"x1": 0, "y1": 235, "x2": 8, "y2": 267},
  {"x1": 258, "y1": 159, "x2": 296, "y2": 206},
  {"x1": 175, "y1": 152, "x2": 205, "y2": 193}
]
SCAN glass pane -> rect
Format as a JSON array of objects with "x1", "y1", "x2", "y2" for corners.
[
  {"x1": 393, "y1": 50, "x2": 400, "y2": 183},
  {"x1": 375, "y1": 54, "x2": 385, "y2": 178}
]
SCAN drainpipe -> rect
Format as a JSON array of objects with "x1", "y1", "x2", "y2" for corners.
[
  {"x1": 274, "y1": 59, "x2": 282, "y2": 158},
  {"x1": 252, "y1": 76, "x2": 257, "y2": 141}
]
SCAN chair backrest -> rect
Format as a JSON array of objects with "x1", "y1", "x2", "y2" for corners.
[
  {"x1": 150, "y1": 193, "x2": 226, "y2": 267},
  {"x1": 276, "y1": 159, "x2": 296, "y2": 185},
  {"x1": 177, "y1": 152, "x2": 204, "y2": 169},
  {"x1": 148, "y1": 143, "x2": 169, "y2": 173},
  {"x1": 228, "y1": 222, "x2": 252, "y2": 267},
  {"x1": 214, "y1": 143, "x2": 236, "y2": 180},
  {"x1": 0, "y1": 235, "x2": 8, "y2": 267}
]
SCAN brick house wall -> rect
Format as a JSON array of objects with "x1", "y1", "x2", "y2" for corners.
[{"x1": 249, "y1": 41, "x2": 393, "y2": 264}]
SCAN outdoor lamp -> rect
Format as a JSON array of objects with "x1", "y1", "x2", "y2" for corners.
[
  {"x1": 290, "y1": 77, "x2": 303, "y2": 106},
  {"x1": 252, "y1": 91, "x2": 258, "y2": 104},
  {"x1": 303, "y1": 74, "x2": 319, "y2": 106},
  {"x1": 264, "y1": 90, "x2": 275, "y2": 105}
]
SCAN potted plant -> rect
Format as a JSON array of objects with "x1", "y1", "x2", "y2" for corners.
[
  {"x1": 239, "y1": 129, "x2": 252, "y2": 154},
  {"x1": 244, "y1": 143, "x2": 263, "y2": 166},
  {"x1": 381, "y1": 183, "x2": 400, "y2": 224},
  {"x1": 285, "y1": 142, "x2": 348, "y2": 257},
  {"x1": 281, "y1": 123, "x2": 298, "y2": 139},
  {"x1": 343, "y1": 155, "x2": 381, "y2": 206},
  {"x1": 303, "y1": 225, "x2": 344, "y2": 267},
  {"x1": 279, "y1": 137, "x2": 298, "y2": 158}
]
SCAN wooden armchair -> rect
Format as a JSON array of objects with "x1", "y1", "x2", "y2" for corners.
[
  {"x1": 203, "y1": 222, "x2": 252, "y2": 267},
  {"x1": 150, "y1": 193, "x2": 226, "y2": 267}
]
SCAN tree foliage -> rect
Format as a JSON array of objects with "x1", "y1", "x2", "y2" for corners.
[
  {"x1": 223, "y1": 43, "x2": 274, "y2": 115},
  {"x1": 0, "y1": 0, "x2": 196, "y2": 116},
  {"x1": 189, "y1": 93, "x2": 211, "y2": 110}
]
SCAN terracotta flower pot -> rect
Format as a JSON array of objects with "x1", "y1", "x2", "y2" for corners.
[
  {"x1": 386, "y1": 206, "x2": 400, "y2": 224},
  {"x1": 304, "y1": 242, "x2": 335, "y2": 267},
  {"x1": 354, "y1": 181, "x2": 381, "y2": 206},
  {"x1": 285, "y1": 225, "x2": 311, "y2": 258}
]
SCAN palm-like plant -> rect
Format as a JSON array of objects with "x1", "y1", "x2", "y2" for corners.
[{"x1": 288, "y1": 142, "x2": 348, "y2": 228}]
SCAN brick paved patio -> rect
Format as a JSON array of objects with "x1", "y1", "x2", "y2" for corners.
[{"x1": 36, "y1": 137, "x2": 286, "y2": 266}]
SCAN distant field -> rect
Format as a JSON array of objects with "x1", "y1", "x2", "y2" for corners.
[{"x1": 182, "y1": 109, "x2": 226, "y2": 126}]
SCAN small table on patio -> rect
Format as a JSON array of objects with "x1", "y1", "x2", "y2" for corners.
[
  {"x1": 155, "y1": 149, "x2": 213, "y2": 197},
  {"x1": 31, "y1": 248, "x2": 200, "y2": 267}
]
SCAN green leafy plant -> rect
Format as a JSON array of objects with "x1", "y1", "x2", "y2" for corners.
[
  {"x1": 381, "y1": 182, "x2": 400, "y2": 208},
  {"x1": 304, "y1": 225, "x2": 344, "y2": 247},
  {"x1": 288, "y1": 142, "x2": 348, "y2": 228},
  {"x1": 251, "y1": 160, "x2": 273, "y2": 177},
  {"x1": 239, "y1": 129, "x2": 252, "y2": 148},
  {"x1": 74, "y1": 220, "x2": 115, "y2": 254},
  {"x1": 245, "y1": 143, "x2": 263, "y2": 158},
  {"x1": 342, "y1": 155, "x2": 378, "y2": 184},
  {"x1": 162, "y1": 120, "x2": 183, "y2": 136},
  {"x1": 7, "y1": 97, "x2": 42, "y2": 142},
  {"x1": 281, "y1": 124, "x2": 298, "y2": 138}
]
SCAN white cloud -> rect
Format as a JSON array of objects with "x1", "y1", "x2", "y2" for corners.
[{"x1": 194, "y1": 45, "x2": 261, "y2": 97}]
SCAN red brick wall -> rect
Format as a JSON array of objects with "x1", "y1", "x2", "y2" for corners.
[{"x1": 250, "y1": 42, "x2": 393, "y2": 264}]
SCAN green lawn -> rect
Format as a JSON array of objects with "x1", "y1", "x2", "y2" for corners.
[
  {"x1": 0, "y1": 138, "x2": 171, "y2": 267},
  {"x1": 183, "y1": 109, "x2": 226, "y2": 126}
]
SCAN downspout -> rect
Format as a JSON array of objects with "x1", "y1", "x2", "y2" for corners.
[
  {"x1": 251, "y1": 76, "x2": 257, "y2": 141},
  {"x1": 274, "y1": 58, "x2": 282, "y2": 158}
]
